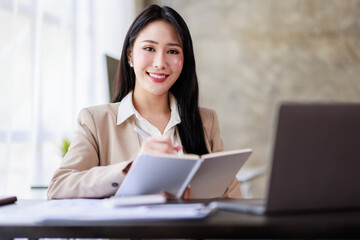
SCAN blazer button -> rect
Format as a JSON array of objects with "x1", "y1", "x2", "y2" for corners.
[{"x1": 112, "y1": 182, "x2": 119, "y2": 188}]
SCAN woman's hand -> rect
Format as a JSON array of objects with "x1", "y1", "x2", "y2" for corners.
[
  {"x1": 139, "y1": 135, "x2": 182, "y2": 155},
  {"x1": 161, "y1": 185, "x2": 191, "y2": 200},
  {"x1": 182, "y1": 185, "x2": 191, "y2": 199}
]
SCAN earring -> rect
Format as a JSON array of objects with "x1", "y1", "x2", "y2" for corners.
[{"x1": 128, "y1": 61, "x2": 133, "y2": 68}]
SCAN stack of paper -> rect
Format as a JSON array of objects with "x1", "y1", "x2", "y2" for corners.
[{"x1": 104, "y1": 193, "x2": 166, "y2": 207}]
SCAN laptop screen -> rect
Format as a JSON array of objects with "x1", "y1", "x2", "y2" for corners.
[{"x1": 266, "y1": 103, "x2": 360, "y2": 213}]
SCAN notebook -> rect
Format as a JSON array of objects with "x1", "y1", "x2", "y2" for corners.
[
  {"x1": 115, "y1": 149, "x2": 252, "y2": 198},
  {"x1": 212, "y1": 103, "x2": 360, "y2": 214}
]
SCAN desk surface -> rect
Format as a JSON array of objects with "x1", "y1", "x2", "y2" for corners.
[{"x1": 1, "y1": 199, "x2": 360, "y2": 239}]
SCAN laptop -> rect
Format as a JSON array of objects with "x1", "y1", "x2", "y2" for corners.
[{"x1": 211, "y1": 103, "x2": 360, "y2": 215}]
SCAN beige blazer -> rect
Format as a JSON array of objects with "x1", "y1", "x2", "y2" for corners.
[{"x1": 47, "y1": 103, "x2": 242, "y2": 199}]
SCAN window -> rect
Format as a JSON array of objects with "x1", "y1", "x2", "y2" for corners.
[{"x1": 0, "y1": 0, "x2": 135, "y2": 198}]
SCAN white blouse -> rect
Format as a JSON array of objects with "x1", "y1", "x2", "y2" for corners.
[{"x1": 116, "y1": 92, "x2": 183, "y2": 154}]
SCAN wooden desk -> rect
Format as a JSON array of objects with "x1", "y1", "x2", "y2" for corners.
[{"x1": 1, "y1": 199, "x2": 360, "y2": 239}]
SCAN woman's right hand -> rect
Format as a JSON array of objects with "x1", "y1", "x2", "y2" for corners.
[{"x1": 139, "y1": 135, "x2": 182, "y2": 155}]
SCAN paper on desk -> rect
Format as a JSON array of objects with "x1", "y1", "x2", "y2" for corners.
[{"x1": 30, "y1": 199, "x2": 213, "y2": 222}]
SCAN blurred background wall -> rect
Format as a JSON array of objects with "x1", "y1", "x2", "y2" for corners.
[{"x1": 143, "y1": 0, "x2": 360, "y2": 197}]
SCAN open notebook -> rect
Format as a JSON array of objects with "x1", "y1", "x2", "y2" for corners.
[{"x1": 116, "y1": 149, "x2": 252, "y2": 199}]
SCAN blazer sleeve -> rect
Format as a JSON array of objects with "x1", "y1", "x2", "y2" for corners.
[
  {"x1": 205, "y1": 109, "x2": 242, "y2": 199},
  {"x1": 47, "y1": 108, "x2": 133, "y2": 199}
]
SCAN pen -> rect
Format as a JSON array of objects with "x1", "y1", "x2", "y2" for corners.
[{"x1": 0, "y1": 196, "x2": 17, "y2": 206}]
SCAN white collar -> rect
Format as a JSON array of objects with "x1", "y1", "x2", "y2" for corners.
[
  {"x1": 116, "y1": 92, "x2": 181, "y2": 128},
  {"x1": 116, "y1": 92, "x2": 137, "y2": 125}
]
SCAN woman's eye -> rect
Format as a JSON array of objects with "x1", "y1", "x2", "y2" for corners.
[
  {"x1": 144, "y1": 47, "x2": 154, "y2": 52},
  {"x1": 168, "y1": 49, "x2": 179, "y2": 54}
]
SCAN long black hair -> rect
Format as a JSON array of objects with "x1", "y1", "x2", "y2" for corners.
[{"x1": 112, "y1": 4, "x2": 208, "y2": 155}]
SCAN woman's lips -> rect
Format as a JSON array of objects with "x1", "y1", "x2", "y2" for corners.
[{"x1": 147, "y1": 72, "x2": 169, "y2": 83}]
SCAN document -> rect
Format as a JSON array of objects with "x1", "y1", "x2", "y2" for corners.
[
  {"x1": 30, "y1": 199, "x2": 214, "y2": 222},
  {"x1": 116, "y1": 149, "x2": 252, "y2": 198}
]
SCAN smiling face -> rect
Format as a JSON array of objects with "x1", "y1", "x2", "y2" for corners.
[{"x1": 128, "y1": 20, "x2": 184, "y2": 98}]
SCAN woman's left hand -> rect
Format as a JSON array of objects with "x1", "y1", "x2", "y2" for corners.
[
  {"x1": 160, "y1": 185, "x2": 191, "y2": 200},
  {"x1": 182, "y1": 185, "x2": 191, "y2": 199}
]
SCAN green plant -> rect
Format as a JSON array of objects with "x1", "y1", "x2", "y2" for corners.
[{"x1": 60, "y1": 138, "x2": 71, "y2": 157}]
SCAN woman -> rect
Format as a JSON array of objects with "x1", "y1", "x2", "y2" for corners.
[{"x1": 47, "y1": 5, "x2": 241, "y2": 199}]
